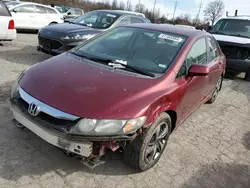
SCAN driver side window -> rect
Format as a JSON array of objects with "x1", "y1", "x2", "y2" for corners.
[{"x1": 177, "y1": 38, "x2": 207, "y2": 78}]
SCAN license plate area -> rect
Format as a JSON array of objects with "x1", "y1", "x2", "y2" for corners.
[{"x1": 57, "y1": 137, "x2": 92, "y2": 157}]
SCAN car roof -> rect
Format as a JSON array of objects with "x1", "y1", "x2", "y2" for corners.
[
  {"x1": 124, "y1": 23, "x2": 208, "y2": 38},
  {"x1": 94, "y1": 9, "x2": 145, "y2": 17},
  {"x1": 10, "y1": 1, "x2": 57, "y2": 8},
  {"x1": 219, "y1": 16, "x2": 250, "y2": 21}
]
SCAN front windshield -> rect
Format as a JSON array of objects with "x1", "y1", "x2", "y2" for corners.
[
  {"x1": 72, "y1": 11, "x2": 120, "y2": 29},
  {"x1": 210, "y1": 19, "x2": 250, "y2": 38},
  {"x1": 6, "y1": 1, "x2": 21, "y2": 8},
  {"x1": 72, "y1": 27, "x2": 187, "y2": 74}
]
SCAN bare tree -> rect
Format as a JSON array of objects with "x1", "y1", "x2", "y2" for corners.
[
  {"x1": 119, "y1": 1, "x2": 125, "y2": 10},
  {"x1": 111, "y1": 0, "x2": 118, "y2": 9},
  {"x1": 126, "y1": 0, "x2": 132, "y2": 11},
  {"x1": 135, "y1": 3, "x2": 145, "y2": 13},
  {"x1": 204, "y1": 0, "x2": 225, "y2": 25}
]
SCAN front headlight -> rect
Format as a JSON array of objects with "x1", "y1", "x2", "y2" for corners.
[
  {"x1": 60, "y1": 33, "x2": 97, "y2": 41},
  {"x1": 69, "y1": 116, "x2": 146, "y2": 136}
]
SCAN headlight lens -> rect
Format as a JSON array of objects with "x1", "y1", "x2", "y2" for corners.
[
  {"x1": 61, "y1": 33, "x2": 96, "y2": 41},
  {"x1": 10, "y1": 78, "x2": 20, "y2": 99},
  {"x1": 70, "y1": 116, "x2": 146, "y2": 136}
]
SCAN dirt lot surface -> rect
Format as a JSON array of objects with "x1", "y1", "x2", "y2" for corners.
[{"x1": 0, "y1": 33, "x2": 250, "y2": 188}]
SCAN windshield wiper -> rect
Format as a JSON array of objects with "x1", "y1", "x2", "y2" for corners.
[
  {"x1": 107, "y1": 60, "x2": 155, "y2": 77},
  {"x1": 72, "y1": 52, "x2": 155, "y2": 77}
]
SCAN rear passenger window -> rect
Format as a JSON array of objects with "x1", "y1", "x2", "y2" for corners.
[
  {"x1": 36, "y1": 5, "x2": 46, "y2": 14},
  {"x1": 0, "y1": 1, "x2": 11, "y2": 16},
  {"x1": 207, "y1": 37, "x2": 219, "y2": 62},
  {"x1": 46, "y1": 7, "x2": 57, "y2": 14},
  {"x1": 131, "y1": 17, "x2": 145, "y2": 23}
]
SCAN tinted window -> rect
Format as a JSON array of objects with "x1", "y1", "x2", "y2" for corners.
[
  {"x1": 15, "y1": 5, "x2": 35, "y2": 13},
  {"x1": 131, "y1": 17, "x2": 145, "y2": 23},
  {"x1": 72, "y1": 11, "x2": 120, "y2": 29},
  {"x1": 72, "y1": 27, "x2": 187, "y2": 74},
  {"x1": 46, "y1": 7, "x2": 57, "y2": 14},
  {"x1": 36, "y1": 5, "x2": 46, "y2": 14},
  {"x1": 118, "y1": 17, "x2": 131, "y2": 25},
  {"x1": 207, "y1": 37, "x2": 219, "y2": 62},
  {"x1": 210, "y1": 19, "x2": 250, "y2": 39},
  {"x1": 0, "y1": 0, "x2": 11, "y2": 16}
]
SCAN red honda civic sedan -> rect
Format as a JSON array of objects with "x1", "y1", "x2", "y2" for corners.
[{"x1": 10, "y1": 24, "x2": 226, "y2": 171}]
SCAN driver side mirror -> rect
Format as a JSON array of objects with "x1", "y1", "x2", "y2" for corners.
[
  {"x1": 67, "y1": 12, "x2": 72, "y2": 15},
  {"x1": 12, "y1": 8, "x2": 17, "y2": 13},
  {"x1": 188, "y1": 64, "x2": 209, "y2": 76}
]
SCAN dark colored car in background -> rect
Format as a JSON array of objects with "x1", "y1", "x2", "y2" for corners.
[
  {"x1": 37, "y1": 10, "x2": 150, "y2": 55},
  {"x1": 11, "y1": 24, "x2": 225, "y2": 171}
]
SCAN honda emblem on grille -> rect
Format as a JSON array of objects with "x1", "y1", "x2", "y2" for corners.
[{"x1": 28, "y1": 103, "x2": 40, "y2": 116}]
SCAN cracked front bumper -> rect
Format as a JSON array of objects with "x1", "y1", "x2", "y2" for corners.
[{"x1": 10, "y1": 101, "x2": 93, "y2": 157}]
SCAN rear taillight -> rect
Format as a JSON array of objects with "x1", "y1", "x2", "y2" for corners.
[{"x1": 8, "y1": 19, "x2": 15, "y2": 30}]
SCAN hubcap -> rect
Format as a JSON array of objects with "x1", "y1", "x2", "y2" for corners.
[{"x1": 145, "y1": 122, "x2": 169, "y2": 164}]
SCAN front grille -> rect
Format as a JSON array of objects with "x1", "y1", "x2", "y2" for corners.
[
  {"x1": 220, "y1": 43, "x2": 250, "y2": 60},
  {"x1": 38, "y1": 35, "x2": 63, "y2": 50},
  {"x1": 15, "y1": 97, "x2": 77, "y2": 133}
]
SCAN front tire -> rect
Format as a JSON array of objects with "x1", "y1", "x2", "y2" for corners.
[{"x1": 124, "y1": 113, "x2": 172, "y2": 171}]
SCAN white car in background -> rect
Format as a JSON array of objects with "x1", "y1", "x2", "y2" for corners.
[
  {"x1": 7, "y1": 2, "x2": 63, "y2": 30},
  {"x1": 0, "y1": 0, "x2": 16, "y2": 41}
]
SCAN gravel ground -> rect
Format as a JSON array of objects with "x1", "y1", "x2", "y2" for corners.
[{"x1": 0, "y1": 33, "x2": 250, "y2": 188}]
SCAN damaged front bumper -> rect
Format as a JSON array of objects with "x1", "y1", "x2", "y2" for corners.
[{"x1": 10, "y1": 99, "x2": 136, "y2": 159}]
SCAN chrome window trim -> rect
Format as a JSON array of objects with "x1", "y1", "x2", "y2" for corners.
[{"x1": 19, "y1": 87, "x2": 79, "y2": 121}]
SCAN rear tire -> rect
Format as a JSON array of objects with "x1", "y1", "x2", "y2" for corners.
[
  {"x1": 207, "y1": 76, "x2": 223, "y2": 104},
  {"x1": 124, "y1": 113, "x2": 172, "y2": 171}
]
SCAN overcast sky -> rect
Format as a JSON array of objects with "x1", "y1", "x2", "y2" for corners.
[{"x1": 115, "y1": 0, "x2": 250, "y2": 19}]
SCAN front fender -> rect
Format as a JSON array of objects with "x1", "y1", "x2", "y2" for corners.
[{"x1": 144, "y1": 99, "x2": 173, "y2": 126}]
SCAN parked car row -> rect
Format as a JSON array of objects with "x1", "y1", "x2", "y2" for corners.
[{"x1": 37, "y1": 9, "x2": 150, "y2": 54}]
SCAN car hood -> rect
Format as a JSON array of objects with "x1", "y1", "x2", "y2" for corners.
[
  {"x1": 39, "y1": 23, "x2": 103, "y2": 36},
  {"x1": 213, "y1": 34, "x2": 250, "y2": 44},
  {"x1": 19, "y1": 53, "x2": 167, "y2": 119}
]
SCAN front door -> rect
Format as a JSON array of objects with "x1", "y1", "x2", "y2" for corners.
[
  {"x1": 175, "y1": 37, "x2": 209, "y2": 119},
  {"x1": 11, "y1": 4, "x2": 35, "y2": 29},
  {"x1": 205, "y1": 36, "x2": 224, "y2": 94}
]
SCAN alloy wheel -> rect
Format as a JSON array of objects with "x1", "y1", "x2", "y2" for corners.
[{"x1": 144, "y1": 122, "x2": 169, "y2": 164}]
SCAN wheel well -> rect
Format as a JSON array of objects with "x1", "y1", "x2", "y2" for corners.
[
  {"x1": 165, "y1": 110, "x2": 177, "y2": 132},
  {"x1": 49, "y1": 22, "x2": 58, "y2": 25}
]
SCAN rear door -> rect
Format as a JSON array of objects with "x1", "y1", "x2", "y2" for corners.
[
  {"x1": 11, "y1": 4, "x2": 35, "y2": 29},
  {"x1": 175, "y1": 37, "x2": 208, "y2": 118},
  {"x1": 205, "y1": 36, "x2": 223, "y2": 94},
  {"x1": 34, "y1": 5, "x2": 49, "y2": 29},
  {"x1": 0, "y1": 0, "x2": 11, "y2": 39}
]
